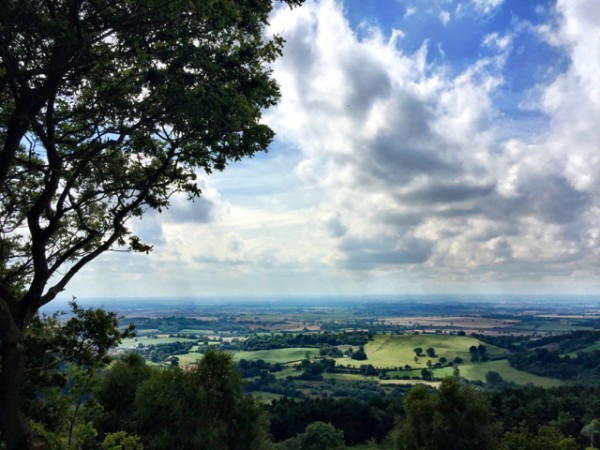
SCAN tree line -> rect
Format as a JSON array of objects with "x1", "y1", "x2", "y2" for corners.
[{"x1": 241, "y1": 332, "x2": 372, "y2": 351}]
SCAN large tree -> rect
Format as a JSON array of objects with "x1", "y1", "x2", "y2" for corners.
[
  {"x1": 0, "y1": 0, "x2": 301, "y2": 448},
  {"x1": 132, "y1": 349, "x2": 272, "y2": 450},
  {"x1": 396, "y1": 378, "x2": 501, "y2": 450}
]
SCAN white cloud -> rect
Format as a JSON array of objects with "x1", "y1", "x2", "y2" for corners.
[
  {"x1": 482, "y1": 32, "x2": 512, "y2": 51},
  {"x1": 471, "y1": 0, "x2": 504, "y2": 15},
  {"x1": 404, "y1": 7, "x2": 417, "y2": 18},
  {"x1": 261, "y1": 0, "x2": 600, "y2": 292},
  {"x1": 439, "y1": 11, "x2": 451, "y2": 26}
]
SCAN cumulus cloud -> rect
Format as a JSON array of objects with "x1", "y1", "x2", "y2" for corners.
[
  {"x1": 264, "y1": 0, "x2": 600, "y2": 291},
  {"x1": 66, "y1": 0, "x2": 600, "y2": 297}
]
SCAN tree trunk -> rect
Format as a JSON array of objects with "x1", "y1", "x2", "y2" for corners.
[{"x1": 0, "y1": 327, "x2": 31, "y2": 450}]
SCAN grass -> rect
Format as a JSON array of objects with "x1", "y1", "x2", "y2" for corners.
[
  {"x1": 177, "y1": 352, "x2": 204, "y2": 366},
  {"x1": 273, "y1": 367, "x2": 300, "y2": 379},
  {"x1": 176, "y1": 350, "x2": 321, "y2": 370},
  {"x1": 232, "y1": 347, "x2": 320, "y2": 364},
  {"x1": 433, "y1": 360, "x2": 563, "y2": 388},
  {"x1": 567, "y1": 340, "x2": 600, "y2": 356},
  {"x1": 336, "y1": 334, "x2": 508, "y2": 369}
]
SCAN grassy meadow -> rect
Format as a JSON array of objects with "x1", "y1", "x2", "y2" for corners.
[
  {"x1": 433, "y1": 359, "x2": 563, "y2": 388},
  {"x1": 176, "y1": 348, "x2": 322, "y2": 367},
  {"x1": 233, "y1": 347, "x2": 321, "y2": 364},
  {"x1": 177, "y1": 352, "x2": 204, "y2": 366},
  {"x1": 564, "y1": 340, "x2": 600, "y2": 357},
  {"x1": 336, "y1": 333, "x2": 508, "y2": 369}
]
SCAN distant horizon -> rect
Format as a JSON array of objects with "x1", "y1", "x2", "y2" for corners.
[
  {"x1": 52, "y1": 292, "x2": 600, "y2": 303},
  {"x1": 43, "y1": 292, "x2": 600, "y2": 317}
]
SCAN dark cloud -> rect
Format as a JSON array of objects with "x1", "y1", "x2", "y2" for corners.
[
  {"x1": 326, "y1": 215, "x2": 347, "y2": 237},
  {"x1": 468, "y1": 222, "x2": 521, "y2": 242},
  {"x1": 339, "y1": 235, "x2": 433, "y2": 270},
  {"x1": 164, "y1": 195, "x2": 214, "y2": 224},
  {"x1": 490, "y1": 237, "x2": 513, "y2": 260},
  {"x1": 371, "y1": 134, "x2": 455, "y2": 182},
  {"x1": 364, "y1": 100, "x2": 461, "y2": 186},
  {"x1": 399, "y1": 181, "x2": 495, "y2": 205},
  {"x1": 524, "y1": 175, "x2": 589, "y2": 224},
  {"x1": 343, "y1": 53, "x2": 391, "y2": 114},
  {"x1": 131, "y1": 211, "x2": 165, "y2": 245},
  {"x1": 478, "y1": 175, "x2": 590, "y2": 225},
  {"x1": 281, "y1": 18, "x2": 318, "y2": 83},
  {"x1": 376, "y1": 210, "x2": 426, "y2": 227},
  {"x1": 436, "y1": 207, "x2": 484, "y2": 219},
  {"x1": 130, "y1": 194, "x2": 215, "y2": 247}
]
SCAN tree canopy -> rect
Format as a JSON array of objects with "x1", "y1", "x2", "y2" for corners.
[
  {"x1": 396, "y1": 378, "x2": 501, "y2": 450},
  {"x1": 0, "y1": 0, "x2": 302, "y2": 447}
]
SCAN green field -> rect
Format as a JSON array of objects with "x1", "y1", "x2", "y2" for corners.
[
  {"x1": 336, "y1": 334, "x2": 508, "y2": 369},
  {"x1": 177, "y1": 352, "x2": 204, "y2": 366},
  {"x1": 433, "y1": 360, "x2": 563, "y2": 388},
  {"x1": 121, "y1": 331, "x2": 562, "y2": 389},
  {"x1": 169, "y1": 349, "x2": 321, "y2": 369},
  {"x1": 273, "y1": 367, "x2": 300, "y2": 379},
  {"x1": 565, "y1": 340, "x2": 600, "y2": 356},
  {"x1": 233, "y1": 347, "x2": 320, "y2": 364}
]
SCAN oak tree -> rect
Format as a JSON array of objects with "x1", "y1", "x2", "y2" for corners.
[{"x1": 0, "y1": 0, "x2": 302, "y2": 447}]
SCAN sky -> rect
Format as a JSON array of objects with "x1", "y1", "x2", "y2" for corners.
[{"x1": 64, "y1": 0, "x2": 600, "y2": 299}]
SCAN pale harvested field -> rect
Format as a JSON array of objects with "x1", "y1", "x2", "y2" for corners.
[
  {"x1": 534, "y1": 314, "x2": 598, "y2": 319},
  {"x1": 382, "y1": 316, "x2": 519, "y2": 329},
  {"x1": 245, "y1": 322, "x2": 320, "y2": 332}
]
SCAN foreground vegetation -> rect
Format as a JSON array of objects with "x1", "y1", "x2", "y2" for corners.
[{"x1": 7, "y1": 298, "x2": 600, "y2": 449}]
